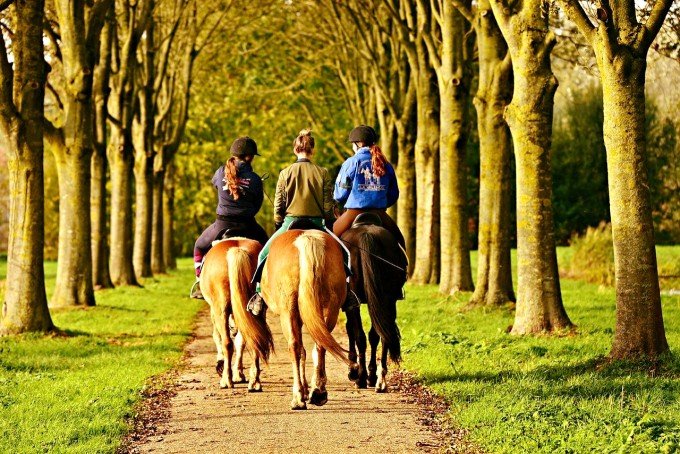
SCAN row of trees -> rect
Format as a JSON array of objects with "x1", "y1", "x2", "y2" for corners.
[
  {"x1": 0, "y1": 0, "x2": 267, "y2": 333},
  {"x1": 252, "y1": 0, "x2": 674, "y2": 358},
  {"x1": 1, "y1": 0, "x2": 677, "y2": 361}
]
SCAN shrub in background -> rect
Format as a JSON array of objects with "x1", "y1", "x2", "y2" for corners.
[{"x1": 568, "y1": 222, "x2": 615, "y2": 286}]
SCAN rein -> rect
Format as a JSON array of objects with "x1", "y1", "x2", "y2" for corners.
[{"x1": 340, "y1": 238, "x2": 408, "y2": 274}]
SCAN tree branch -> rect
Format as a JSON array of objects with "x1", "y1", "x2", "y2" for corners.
[
  {"x1": 557, "y1": 0, "x2": 596, "y2": 43},
  {"x1": 451, "y1": 0, "x2": 476, "y2": 26},
  {"x1": 0, "y1": 0, "x2": 14, "y2": 13},
  {"x1": 637, "y1": 0, "x2": 674, "y2": 51}
]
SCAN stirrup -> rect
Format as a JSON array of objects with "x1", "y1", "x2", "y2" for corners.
[
  {"x1": 247, "y1": 293, "x2": 266, "y2": 316},
  {"x1": 190, "y1": 280, "x2": 204, "y2": 299},
  {"x1": 342, "y1": 289, "x2": 361, "y2": 312}
]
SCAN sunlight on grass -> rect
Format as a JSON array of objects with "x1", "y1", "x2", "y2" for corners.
[
  {"x1": 399, "y1": 247, "x2": 680, "y2": 453},
  {"x1": 0, "y1": 258, "x2": 202, "y2": 453}
]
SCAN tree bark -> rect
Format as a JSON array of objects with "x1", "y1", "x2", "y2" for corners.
[
  {"x1": 428, "y1": 1, "x2": 475, "y2": 294},
  {"x1": 558, "y1": 0, "x2": 672, "y2": 357},
  {"x1": 410, "y1": 40, "x2": 441, "y2": 285},
  {"x1": 163, "y1": 161, "x2": 177, "y2": 270},
  {"x1": 466, "y1": 0, "x2": 515, "y2": 307},
  {"x1": 91, "y1": 10, "x2": 114, "y2": 290},
  {"x1": 151, "y1": 167, "x2": 167, "y2": 274},
  {"x1": 0, "y1": 0, "x2": 54, "y2": 334},
  {"x1": 490, "y1": 0, "x2": 572, "y2": 333}
]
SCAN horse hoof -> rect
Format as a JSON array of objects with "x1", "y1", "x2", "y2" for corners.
[
  {"x1": 375, "y1": 386, "x2": 387, "y2": 393},
  {"x1": 233, "y1": 373, "x2": 246, "y2": 384},
  {"x1": 219, "y1": 379, "x2": 234, "y2": 389},
  {"x1": 355, "y1": 379, "x2": 368, "y2": 389},
  {"x1": 291, "y1": 401, "x2": 307, "y2": 410},
  {"x1": 368, "y1": 376, "x2": 377, "y2": 387},
  {"x1": 216, "y1": 360, "x2": 224, "y2": 376},
  {"x1": 348, "y1": 368, "x2": 360, "y2": 381},
  {"x1": 310, "y1": 390, "x2": 328, "y2": 406},
  {"x1": 248, "y1": 382, "x2": 263, "y2": 392}
]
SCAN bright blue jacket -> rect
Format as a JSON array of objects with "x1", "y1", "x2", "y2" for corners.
[{"x1": 334, "y1": 147, "x2": 399, "y2": 209}]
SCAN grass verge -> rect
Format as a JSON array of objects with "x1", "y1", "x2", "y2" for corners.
[
  {"x1": 397, "y1": 247, "x2": 680, "y2": 453},
  {"x1": 0, "y1": 259, "x2": 202, "y2": 453}
]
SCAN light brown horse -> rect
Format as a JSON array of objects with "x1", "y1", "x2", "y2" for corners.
[
  {"x1": 201, "y1": 238, "x2": 274, "y2": 390},
  {"x1": 260, "y1": 229, "x2": 356, "y2": 410}
]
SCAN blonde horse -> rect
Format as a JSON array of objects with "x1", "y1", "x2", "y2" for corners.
[
  {"x1": 261, "y1": 229, "x2": 356, "y2": 410},
  {"x1": 201, "y1": 238, "x2": 274, "y2": 390}
]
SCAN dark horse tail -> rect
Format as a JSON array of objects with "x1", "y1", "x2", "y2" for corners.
[{"x1": 357, "y1": 226, "x2": 402, "y2": 363}]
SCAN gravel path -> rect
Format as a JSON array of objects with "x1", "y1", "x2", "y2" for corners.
[{"x1": 126, "y1": 308, "x2": 448, "y2": 453}]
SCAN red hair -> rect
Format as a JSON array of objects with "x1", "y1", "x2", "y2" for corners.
[
  {"x1": 224, "y1": 156, "x2": 241, "y2": 200},
  {"x1": 369, "y1": 144, "x2": 387, "y2": 177}
]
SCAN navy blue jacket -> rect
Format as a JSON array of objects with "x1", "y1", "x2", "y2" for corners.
[{"x1": 212, "y1": 161, "x2": 263, "y2": 218}]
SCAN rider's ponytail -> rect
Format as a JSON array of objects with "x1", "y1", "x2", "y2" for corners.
[
  {"x1": 224, "y1": 156, "x2": 242, "y2": 200},
  {"x1": 369, "y1": 144, "x2": 388, "y2": 177}
]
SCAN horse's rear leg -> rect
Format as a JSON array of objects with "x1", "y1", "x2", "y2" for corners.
[
  {"x1": 231, "y1": 328, "x2": 247, "y2": 384},
  {"x1": 376, "y1": 341, "x2": 389, "y2": 393},
  {"x1": 248, "y1": 355, "x2": 262, "y2": 392},
  {"x1": 368, "y1": 327, "x2": 380, "y2": 388},
  {"x1": 210, "y1": 310, "x2": 226, "y2": 377},
  {"x1": 218, "y1": 309, "x2": 235, "y2": 389},
  {"x1": 346, "y1": 308, "x2": 368, "y2": 388},
  {"x1": 282, "y1": 314, "x2": 307, "y2": 410},
  {"x1": 310, "y1": 344, "x2": 328, "y2": 406}
]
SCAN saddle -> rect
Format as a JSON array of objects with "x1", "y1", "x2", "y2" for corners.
[
  {"x1": 351, "y1": 212, "x2": 383, "y2": 228},
  {"x1": 287, "y1": 218, "x2": 324, "y2": 231},
  {"x1": 212, "y1": 227, "x2": 250, "y2": 246}
]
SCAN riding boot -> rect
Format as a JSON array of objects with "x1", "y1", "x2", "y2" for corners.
[
  {"x1": 342, "y1": 285, "x2": 361, "y2": 312},
  {"x1": 190, "y1": 278, "x2": 204, "y2": 299},
  {"x1": 247, "y1": 291, "x2": 267, "y2": 316}
]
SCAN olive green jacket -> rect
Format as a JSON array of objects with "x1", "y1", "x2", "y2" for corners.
[{"x1": 273, "y1": 158, "x2": 334, "y2": 224}]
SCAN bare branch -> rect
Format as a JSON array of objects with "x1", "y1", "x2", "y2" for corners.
[
  {"x1": 557, "y1": 0, "x2": 596, "y2": 42},
  {"x1": 451, "y1": 0, "x2": 476, "y2": 26},
  {"x1": 638, "y1": 0, "x2": 675, "y2": 51},
  {"x1": 0, "y1": 0, "x2": 14, "y2": 13}
]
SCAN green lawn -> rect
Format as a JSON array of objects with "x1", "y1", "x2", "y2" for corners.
[
  {"x1": 395, "y1": 246, "x2": 680, "y2": 453},
  {"x1": 0, "y1": 259, "x2": 203, "y2": 453},
  {"x1": 0, "y1": 247, "x2": 679, "y2": 453}
]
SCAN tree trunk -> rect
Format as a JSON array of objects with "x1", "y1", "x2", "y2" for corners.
[
  {"x1": 163, "y1": 162, "x2": 177, "y2": 270},
  {"x1": 491, "y1": 0, "x2": 572, "y2": 333},
  {"x1": 468, "y1": 0, "x2": 515, "y2": 307},
  {"x1": 51, "y1": 143, "x2": 95, "y2": 307},
  {"x1": 91, "y1": 9, "x2": 114, "y2": 290},
  {"x1": 108, "y1": 126, "x2": 139, "y2": 286},
  {"x1": 411, "y1": 61, "x2": 441, "y2": 285},
  {"x1": 151, "y1": 167, "x2": 166, "y2": 274},
  {"x1": 0, "y1": 0, "x2": 54, "y2": 334},
  {"x1": 133, "y1": 154, "x2": 154, "y2": 279},
  {"x1": 600, "y1": 52, "x2": 668, "y2": 358},
  {"x1": 437, "y1": 4, "x2": 474, "y2": 294}
]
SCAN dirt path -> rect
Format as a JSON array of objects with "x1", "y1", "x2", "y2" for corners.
[{"x1": 125, "y1": 308, "x2": 455, "y2": 453}]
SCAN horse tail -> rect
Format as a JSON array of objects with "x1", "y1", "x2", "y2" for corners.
[
  {"x1": 228, "y1": 246, "x2": 274, "y2": 363},
  {"x1": 358, "y1": 229, "x2": 401, "y2": 363},
  {"x1": 295, "y1": 232, "x2": 351, "y2": 365}
]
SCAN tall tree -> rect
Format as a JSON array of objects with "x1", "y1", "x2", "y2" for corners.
[
  {"x1": 489, "y1": 0, "x2": 572, "y2": 333},
  {"x1": 558, "y1": 0, "x2": 673, "y2": 357},
  {"x1": 0, "y1": 0, "x2": 54, "y2": 333},
  {"x1": 43, "y1": 0, "x2": 112, "y2": 307},
  {"x1": 453, "y1": 0, "x2": 516, "y2": 307},
  {"x1": 91, "y1": 6, "x2": 114, "y2": 289},
  {"x1": 107, "y1": 0, "x2": 152, "y2": 286},
  {"x1": 421, "y1": 0, "x2": 476, "y2": 294},
  {"x1": 385, "y1": 0, "x2": 441, "y2": 284}
]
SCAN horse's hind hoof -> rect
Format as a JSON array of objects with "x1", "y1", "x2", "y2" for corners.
[
  {"x1": 310, "y1": 389, "x2": 328, "y2": 406},
  {"x1": 216, "y1": 360, "x2": 224, "y2": 376},
  {"x1": 291, "y1": 401, "x2": 307, "y2": 410},
  {"x1": 348, "y1": 367, "x2": 360, "y2": 381},
  {"x1": 355, "y1": 378, "x2": 368, "y2": 389}
]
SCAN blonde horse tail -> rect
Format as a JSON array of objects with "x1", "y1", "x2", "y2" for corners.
[
  {"x1": 295, "y1": 232, "x2": 351, "y2": 365},
  {"x1": 228, "y1": 247, "x2": 274, "y2": 363}
]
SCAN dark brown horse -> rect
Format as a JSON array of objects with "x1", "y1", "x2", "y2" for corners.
[
  {"x1": 260, "y1": 229, "x2": 356, "y2": 409},
  {"x1": 200, "y1": 238, "x2": 274, "y2": 390},
  {"x1": 341, "y1": 222, "x2": 407, "y2": 391}
]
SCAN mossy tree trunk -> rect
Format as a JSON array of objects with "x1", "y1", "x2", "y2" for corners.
[
  {"x1": 559, "y1": 0, "x2": 672, "y2": 358},
  {"x1": 46, "y1": 0, "x2": 111, "y2": 307},
  {"x1": 490, "y1": 0, "x2": 572, "y2": 334},
  {"x1": 423, "y1": 0, "x2": 475, "y2": 294},
  {"x1": 455, "y1": 0, "x2": 516, "y2": 307},
  {"x1": 107, "y1": 0, "x2": 152, "y2": 286},
  {"x1": 0, "y1": 0, "x2": 54, "y2": 334},
  {"x1": 133, "y1": 9, "x2": 155, "y2": 279},
  {"x1": 91, "y1": 10, "x2": 114, "y2": 290}
]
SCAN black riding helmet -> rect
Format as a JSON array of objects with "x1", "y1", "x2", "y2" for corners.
[
  {"x1": 230, "y1": 136, "x2": 260, "y2": 156},
  {"x1": 348, "y1": 125, "x2": 377, "y2": 145}
]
